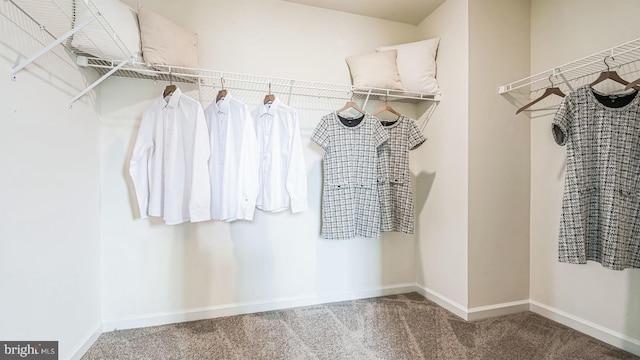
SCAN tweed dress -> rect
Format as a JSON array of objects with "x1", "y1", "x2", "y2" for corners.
[
  {"x1": 312, "y1": 112, "x2": 388, "y2": 239},
  {"x1": 376, "y1": 115, "x2": 426, "y2": 233},
  {"x1": 553, "y1": 85, "x2": 640, "y2": 270}
]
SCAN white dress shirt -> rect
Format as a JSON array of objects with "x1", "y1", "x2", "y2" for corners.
[
  {"x1": 251, "y1": 98, "x2": 308, "y2": 213},
  {"x1": 130, "y1": 88, "x2": 211, "y2": 225},
  {"x1": 204, "y1": 94, "x2": 259, "y2": 221}
]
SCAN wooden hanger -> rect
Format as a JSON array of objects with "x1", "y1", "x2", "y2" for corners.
[
  {"x1": 590, "y1": 71, "x2": 631, "y2": 88},
  {"x1": 624, "y1": 76, "x2": 640, "y2": 90},
  {"x1": 216, "y1": 90, "x2": 227, "y2": 102},
  {"x1": 337, "y1": 92, "x2": 365, "y2": 115},
  {"x1": 163, "y1": 85, "x2": 177, "y2": 98},
  {"x1": 336, "y1": 101, "x2": 365, "y2": 115},
  {"x1": 216, "y1": 77, "x2": 227, "y2": 102},
  {"x1": 372, "y1": 95, "x2": 401, "y2": 117},
  {"x1": 263, "y1": 94, "x2": 276, "y2": 104},
  {"x1": 590, "y1": 56, "x2": 639, "y2": 90},
  {"x1": 516, "y1": 76, "x2": 565, "y2": 114},
  {"x1": 372, "y1": 104, "x2": 401, "y2": 116},
  {"x1": 264, "y1": 83, "x2": 275, "y2": 104},
  {"x1": 163, "y1": 71, "x2": 177, "y2": 97}
]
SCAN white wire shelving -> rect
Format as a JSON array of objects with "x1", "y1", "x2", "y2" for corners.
[
  {"x1": 6, "y1": 0, "x2": 134, "y2": 103},
  {"x1": 4, "y1": 0, "x2": 442, "y2": 107},
  {"x1": 498, "y1": 37, "x2": 640, "y2": 113},
  {"x1": 78, "y1": 56, "x2": 442, "y2": 107}
]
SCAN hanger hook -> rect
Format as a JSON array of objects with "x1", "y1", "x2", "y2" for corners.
[
  {"x1": 350, "y1": 90, "x2": 354, "y2": 103},
  {"x1": 385, "y1": 93, "x2": 388, "y2": 105},
  {"x1": 220, "y1": 77, "x2": 225, "y2": 90},
  {"x1": 269, "y1": 82, "x2": 272, "y2": 94},
  {"x1": 548, "y1": 74, "x2": 556, "y2": 87},
  {"x1": 604, "y1": 56, "x2": 611, "y2": 72},
  {"x1": 169, "y1": 68, "x2": 173, "y2": 86}
]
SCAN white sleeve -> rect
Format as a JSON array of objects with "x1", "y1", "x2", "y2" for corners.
[
  {"x1": 129, "y1": 110, "x2": 154, "y2": 219},
  {"x1": 238, "y1": 106, "x2": 260, "y2": 220},
  {"x1": 286, "y1": 111, "x2": 308, "y2": 213},
  {"x1": 189, "y1": 104, "x2": 212, "y2": 222}
]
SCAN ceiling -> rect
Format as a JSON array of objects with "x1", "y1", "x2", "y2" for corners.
[{"x1": 282, "y1": 0, "x2": 446, "y2": 25}]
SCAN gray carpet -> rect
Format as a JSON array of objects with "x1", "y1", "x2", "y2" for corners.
[{"x1": 82, "y1": 293, "x2": 638, "y2": 359}]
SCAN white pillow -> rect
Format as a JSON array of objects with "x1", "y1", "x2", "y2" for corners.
[
  {"x1": 376, "y1": 38, "x2": 440, "y2": 94},
  {"x1": 345, "y1": 50, "x2": 404, "y2": 90},
  {"x1": 71, "y1": 0, "x2": 143, "y2": 63},
  {"x1": 138, "y1": 5, "x2": 199, "y2": 71}
]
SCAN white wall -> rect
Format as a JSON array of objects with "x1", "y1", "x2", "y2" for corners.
[
  {"x1": 468, "y1": 0, "x2": 530, "y2": 308},
  {"x1": 101, "y1": 0, "x2": 424, "y2": 328},
  {"x1": 0, "y1": 3, "x2": 102, "y2": 359},
  {"x1": 530, "y1": 0, "x2": 640, "y2": 352},
  {"x1": 415, "y1": 0, "x2": 470, "y2": 308}
]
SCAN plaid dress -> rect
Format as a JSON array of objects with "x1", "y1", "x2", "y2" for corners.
[
  {"x1": 377, "y1": 116, "x2": 426, "y2": 233},
  {"x1": 312, "y1": 112, "x2": 388, "y2": 239},
  {"x1": 553, "y1": 85, "x2": 640, "y2": 270}
]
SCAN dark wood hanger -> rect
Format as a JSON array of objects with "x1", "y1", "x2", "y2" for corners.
[
  {"x1": 516, "y1": 86, "x2": 565, "y2": 114},
  {"x1": 216, "y1": 77, "x2": 227, "y2": 102},
  {"x1": 163, "y1": 85, "x2": 177, "y2": 98},
  {"x1": 590, "y1": 70, "x2": 632, "y2": 88},
  {"x1": 625, "y1": 77, "x2": 640, "y2": 90},
  {"x1": 590, "y1": 56, "x2": 640, "y2": 90},
  {"x1": 216, "y1": 89, "x2": 227, "y2": 102}
]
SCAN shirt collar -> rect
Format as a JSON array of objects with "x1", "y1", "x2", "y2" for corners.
[
  {"x1": 160, "y1": 87, "x2": 183, "y2": 109},
  {"x1": 215, "y1": 93, "x2": 233, "y2": 114},
  {"x1": 258, "y1": 97, "x2": 281, "y2": 117}
]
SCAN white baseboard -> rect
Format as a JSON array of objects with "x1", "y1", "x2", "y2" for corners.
[
  {"x1": 413, "y1": 283, "x2": 469, "y2": 320},
  {"x1": 467, "y1": 299, "x2": 530, "y2": 321},
  {"x1": 102, "y1": 283, "x2": 417, "y2": 332},
  {"x1": 413, "y1": 284, "x2": 530, "y2": 321},
  {"x1": 530, "y1": 300, "x2": 640, "y2": 357},
  {"x1": 69, "y1": 323, "x2": 103, "y2": 360}
]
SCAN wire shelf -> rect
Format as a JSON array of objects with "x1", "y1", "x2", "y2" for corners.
[
  {"x1": 5, "y1": 0, "x2": 441, "y2": 106},
  {"x1": 499, "y1": 37, "x2": 640, "y2": 95},
  {"x1": 81, "y1": 57, "x2": 442, "y2": 104},
  {"x1": 8, "y1": 0, "x2": 133, "y2": 62}
]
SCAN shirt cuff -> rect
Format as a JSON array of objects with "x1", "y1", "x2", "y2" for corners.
[{"x1": 240, "y1": 196, "x2": 256, "y2": 221}]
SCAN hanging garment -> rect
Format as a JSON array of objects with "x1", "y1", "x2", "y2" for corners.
[
  {"x1": 311, "y1": 112, "x2": 389, "y2": 239},
  {"x1": 204, "y1": 93, "x2": 259, "y2": 222},
  {"x1": 376, "y1": 115, "x2": 426, "y2": 233},
  {"x1": 251, "y1": 98, "x2": 308, "y2": 213},
  {"x1": 553, "y1": 85, "x2": 640, "y2": 270},
  {"x1": 130, "y1": 88, "x2": 211, "y2": 225}
]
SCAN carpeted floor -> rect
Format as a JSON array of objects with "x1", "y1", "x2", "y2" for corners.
[{"x1": 82, "y1": 293, "x2": 638, "y2": 359}]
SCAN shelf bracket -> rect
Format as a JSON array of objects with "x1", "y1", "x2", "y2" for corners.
[
  {"x1": 11, "y1": 15, "x2": 97, "y2": 79},
  {"x1": 70, "y1": 59, "x2": 129, "y2": 105},
  {"x1": 558, "y1": 72, "x2": 573, "y2": 92},
  {"x1": 362, "y1": 88, "x2": 373, "y2": 109},
  {"x1": 552, "y1": 68, "x2": 574, "y2": 92},
  {"x1": 287, "y1": 80, "x2": 294, "y2": 105}
]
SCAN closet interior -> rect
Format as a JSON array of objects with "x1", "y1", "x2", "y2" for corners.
[{"x1": 2, "y1": 0, "x2": 640, "y2": 359}]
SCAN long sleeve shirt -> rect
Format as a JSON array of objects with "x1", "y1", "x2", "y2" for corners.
[
  {"x1": 251, "y1": 98, "x2": 308, "y2": 213},
  {"x1": 129, "y1": 88, "x2": 211, "y2": 225},
  {"x1": 204, "y1": 94, "x2": 259, "y2": 221}
]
